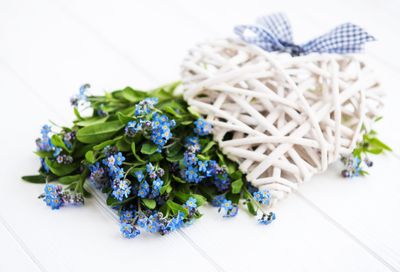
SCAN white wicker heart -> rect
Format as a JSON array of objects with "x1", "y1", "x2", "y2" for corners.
[{"x1": 181, "y1": 38, "x2": 384, "y2": 205}]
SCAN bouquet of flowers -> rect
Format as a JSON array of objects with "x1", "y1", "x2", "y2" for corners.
[{"x1": 22, "y1": 82, "x2": 275, "y2": 238}]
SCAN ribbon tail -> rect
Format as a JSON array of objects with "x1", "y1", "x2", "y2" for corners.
[
  {"x1": 301, "y1": 23, "x2": 376, "y2": 54},
  {"x1": 256, "y1": 13, "x2": 294, "y2": 42}
]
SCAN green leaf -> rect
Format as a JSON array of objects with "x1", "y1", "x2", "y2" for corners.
[
  {"x1": 201, "y1": 141, "x2": 216, "y2": 154},
  {"x1": 117, "y1": 112, "x2": 134, "y2": 124},
  {"x1": 93, "y1": 136, "x2": 123, "y2": 151},
  {"x1": 173, "y1": 191, "x2": 206, "y2": 206},
  {"x1": 131, "y1": 142, "x2": 145, "y2": 163},
  {"x1": 149, "y1": 153, "x2": 163, "y2": 162},
  {"x1": 172, "y1": 175, "x2": 186, "y2": 184},
  {"x1": 116, "y1": 138, "x2": 131, "y2": 152},
  {"x1": 166, "y1": 141, "x2": 182, "y2": 157},
  {"x1": 188, "y1": 106, "x2": 201, "y2": 118},
  {"x1": 247, "y1": 201, "x2": 257, "y2": 216},
  {"x1": 74, "y1": 143, "x2": 96, "y2": 158},
  {"x1": 120, "y1": 87, "x2": 146, "y2": 103},
  {"x1": 167, "y1": 200, "x2": 188, "y2": 216},
  {"x1": 180, "y1": 120, "x2": 193, "y2": 125},
  {"x1": 198, "y1": 185, "x2": 217, "y2": 201},
  {"x1": 119, "y1": 106, "x2": 136, "y2": 116},
  {"x1": 191, "y1": 194, "x2": 207, "y2": 206},
  {"x1": 34, "y1": 151, "x2": 53, "y2": 158},
  {"x1": 73, "y1": 107, "x2": 83, "y2": 120},
  {"x1": 76, "y1": 121, "x2": 124, "y2": 144},
  {"x1": 21, "y1": 175, "x2": 46, "y2": 183},
  {"x1": 142, "y1": 199, "x2": 156, "y2": 209},
  {"x1": 196, "y1": 154, "x2": 209, "y2": 161},
  {"x1": 160, "y1": 182, "x2": 172, "y2": 195},
  {"x1": 51, "y1": 134, "x2": 69, "y2": 152},
  {"x1": 106, "y1": 194, "x2": 135, "y2": 207},
  {"x1": 85, "y1": 150, "x2": 95, "y2": 163},
  {"x1": 369, "y1": 138, "x2": 392, "y2": 152},
  {"x1": 226, "y1": 161, "x2": 237, "y2": 175},
  {"x1": 163, "y1": 105, "x2": 183, "y2": 118},
  {"x1": 166, "y1": 154, "x2": 181, "y2": 162},
  {"x1": 216, "y1": 151, "x2": 226, "y2": 165},
  {"x1": 366, "y1": 148, "x2": 384, "y2": 155},
  {"x1": 106, "y1": 194, "x2": 119, "y2": 206},
  {"x1": 76, "y1": 116, "x2": 108, "y2": 127},
  {"x1": 231, "y1": 179, "x2": 243, "y2": 194},
  {"x1": 58, "y1": 174, "x2": 81, "y2": 185},
  {"x1": 45, "y1": 158, "x2": 80, "y2": 176},
  {"x1": 230, "y1": 171, "x2": 242, "y2": 180},
  {"x1": 141, "y1": 142, "x2": 158, "y2": 155}
]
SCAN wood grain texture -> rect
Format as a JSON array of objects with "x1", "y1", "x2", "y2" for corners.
[{"x1": 0, "y1": 0, "x2": 398, "y2": 271}]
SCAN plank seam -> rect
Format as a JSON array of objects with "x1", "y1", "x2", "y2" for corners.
[
  {"x1": 0, "y1": 212, "x2": 48, "y2": 272},
  {"x1": 295, "y1": 191, "x2": 399, "y2": 272}
]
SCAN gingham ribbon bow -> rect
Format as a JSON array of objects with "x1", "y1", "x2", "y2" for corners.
[{"x1": 234, "y1": 13, "x2": 375, "y2": 56}]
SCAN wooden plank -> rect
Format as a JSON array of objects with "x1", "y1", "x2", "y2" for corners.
[
  {"x1": 0, "y1": 217, "x2": 42, "y2": 272},
  {"x1": 50, "y1": 3, "x2": 396, "y2": 269}
]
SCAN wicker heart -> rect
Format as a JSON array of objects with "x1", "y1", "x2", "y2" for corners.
[{"x1": 181, "y1": 38, "x2": 384, "y2": 204}]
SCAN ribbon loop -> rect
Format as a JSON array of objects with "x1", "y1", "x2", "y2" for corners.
[{"x1": 234, "y1": 13, "x2": 375, "y2": 56}]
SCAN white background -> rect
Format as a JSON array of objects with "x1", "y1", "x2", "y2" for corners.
[{"x1": 0, "y1": 0, "x2": 399, "y2": 271}]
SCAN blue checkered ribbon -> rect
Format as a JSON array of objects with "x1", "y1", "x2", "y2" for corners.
[{"x1": 234, "y1": 13, "x2": 375, "y2": 56}]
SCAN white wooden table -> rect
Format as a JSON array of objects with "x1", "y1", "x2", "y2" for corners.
[{"x1": 1, "y1": 0, "x2": 399, "y2": 271}]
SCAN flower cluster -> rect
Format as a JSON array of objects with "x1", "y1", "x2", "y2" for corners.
[
  {"x1": 89, "y1": 162, "x2": 109, "y2": 189},
  {"x1": 137, "y1": 211, "x2": 185, "y2": 235},
  {"x1": 101, "y1": 152, "x2": 131, "y2": 201},
  {"x1": 340, "y1": 154, "x2": 373, "y2": 178},
  {"x1": 194, "y1": 118, "x2": 212, "y2": 136},
  {"x1": 125, "y1": 97, "x2": 176, "y2": 152},
  {"x1": 54, "y1": 149, "x2": 73, "y2": 164},
  {"x1": 63, "y1": 131, "x2": 76, "y2": 149},
  {"x1": 36, "y1": 125, "x2": 52, "y2": 152},
  {"x1": 70, "y1": 84, "x2": 89, "y2": 107},
  {"x1": 253, "y1": 189, "x2": 271, "y2": 205},
  {"x1": 211, "y1": 186, "x2": 272, "y2": 220},
  {"x1": 211, "y1": 195, "x2": 238, "y2": 217},
  {"x1": 119, "y1": 197, "x2": 198, "y2": 238},
  {"x1": 36, "y1": 125, "x2": 75, "y2": 172},
  {"x1": 24, "y1": 84, "x2": 280, "y2": 240},
  {"x1": 221, "y1": 199, "x2": 239, "y2": 217},
  {"x1": 135, "y1": 163, "x2": 165, "y2": 199},
  {"x1": 134, "y1": 97, "x2": 158, "y2": 116},
  {"x1": 40, "y1": 184, "x2": 84, "y2": 210},
  {"x1": 119, "y1": 210, "x2": 141, "y2": 238},
  {"x1": 181, "y1": 134, "x2": 230, "y2": 191},
  {"x1": 258, "y1": 212, "x2": 276, "y2": 225},
  {"x1": 41, "y1": 184, "x2": 64, "y2": 210},
  {"x1": 150, "y1": 113, "x2": 175, "y2": 151}
]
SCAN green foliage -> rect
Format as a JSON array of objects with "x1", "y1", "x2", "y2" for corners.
[
  {"x1": 76, "y1": 121, "x2": 124, "y2": 144},
  {"x1": 21, "y1": 175, "x2": 47, "y2": 184},
  {"x1": 353, "y1": 128, "x2": 391, "y2": 159},
  {"x1": 22, "y1": 82, "x2": 266, "y2": 229},
  {"x1": 141, "y1": 142, "x2": 159, "y2": 155}
]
